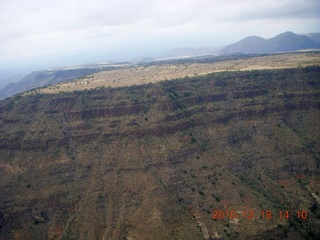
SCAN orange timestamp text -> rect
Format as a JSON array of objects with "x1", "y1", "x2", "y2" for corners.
[{"x1": 212, "y1": 210, "x2": 308, "y2": 220}]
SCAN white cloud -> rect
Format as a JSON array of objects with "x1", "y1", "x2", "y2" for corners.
[{"x1": 0, "y1": 0, "x2": 319, "y2": 66}]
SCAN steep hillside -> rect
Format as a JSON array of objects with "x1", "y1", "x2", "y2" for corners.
[
  {"x1": 1, "y1": 66, "x2": 320, "y2": 239},
  {"x1": 223, "y1": 32, "x2": 320, "y2": 54}
]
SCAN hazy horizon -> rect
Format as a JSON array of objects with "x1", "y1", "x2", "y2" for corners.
[{"x1": 1, "y1": 0, "x2": 320, "y2": 71}]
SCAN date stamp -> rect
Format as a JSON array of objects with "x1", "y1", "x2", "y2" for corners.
[{"x1": 212, "y1": 210, "x2": 308, "y2": 220}]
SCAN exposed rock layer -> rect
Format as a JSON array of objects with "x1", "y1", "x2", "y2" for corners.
[{"x1": 0, "y1": 67, "x2": 320, "y2": 239}]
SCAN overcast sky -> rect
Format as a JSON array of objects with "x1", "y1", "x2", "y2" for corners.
[{"x1": 0, "y1": 0, "x2": 319, "y2": 69}]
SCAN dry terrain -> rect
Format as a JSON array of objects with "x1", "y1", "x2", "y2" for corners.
[
  {"x1": 1, "y1": 54, "x2": 320, "y2": 239},
  {"x1": 34, "y1": 52, "x2": 320, "y2": 94}
]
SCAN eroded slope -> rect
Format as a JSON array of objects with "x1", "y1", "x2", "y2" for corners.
[{"x1": 1, "y1": 67, "x2": 320, "y2": 239}]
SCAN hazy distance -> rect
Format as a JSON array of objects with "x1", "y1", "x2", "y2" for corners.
[{"x1": 0, "y1": 0, "x2": 319, "y2": 72}]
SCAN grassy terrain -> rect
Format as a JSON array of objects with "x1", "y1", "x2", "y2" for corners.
[{"x1": 26, "y1": 52, "x2": 320, "y2": 94}]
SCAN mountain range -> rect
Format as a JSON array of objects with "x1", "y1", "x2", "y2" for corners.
[
  {"x1": 223, "y1": 31, "x2": 320, "y2": 54},
  {"x1": 162, "y1": 31, "x2": 320, "y2": 58},
  {"x1": 0, "y1": 31, "x2": 319, "y2": 100},
  {"x1": 305, "y1": 33, "x2": 320, "y2": 43}
]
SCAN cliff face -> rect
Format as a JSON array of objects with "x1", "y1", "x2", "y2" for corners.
[{"x1": 1, "y1": 67, "x2": 320, "y2": 239}]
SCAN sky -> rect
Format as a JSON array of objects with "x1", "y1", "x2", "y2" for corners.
[{"x1": 0, "y1": 0, "x2": 320, "y2": 69}]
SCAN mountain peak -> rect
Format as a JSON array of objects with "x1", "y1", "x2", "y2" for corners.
[
  {"x1": 242, "y1": 35, "x2": 265, "y2": 41},
  {"x1": 278, "y1": 31, "x2": 295, "y2": 36},
  {"x1": 223, "y1": 31, "x2": 320, "y2": 54},
  {"x1": 223, "y1": 35, "x2": 266, "y2": 54},
  {"x1": 273, "y1": 31, "x2": 297, "y2": 40}
]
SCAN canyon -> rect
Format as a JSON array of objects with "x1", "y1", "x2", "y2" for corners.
[{"x1": 0, "y1": 57, "x2": 320, "y2": 239}]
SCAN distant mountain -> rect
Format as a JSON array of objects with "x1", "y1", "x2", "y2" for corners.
[
  {"x1": 0, "y1": 66, "x2": 42, "y2": 89},
  {"x1": 0, "y1": 73, "x2": 24, "y2": 89},
  {"x1": 223, "y1": 31, "x2": 320, "y2": 54},
  {"x1": 131, "y1": 57, "x2": 154, "y2": 63},
  {"x1": 0, "y1": 66, "x2": 117, "y2": 100},
  {"x1": 160, "y1": 31, "x2": 320, "y2": 59},
  {"x1": 223, "y1": 36, "x2": 266, "y2": 54},
  {"x1": 2, "y1": 31, "x2": 319, "y2": 100},
  {"x1": 305, "y1": 33, "x2": 320, "y2": 43}
]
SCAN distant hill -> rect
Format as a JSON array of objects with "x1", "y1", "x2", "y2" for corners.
[
  {"x1": 223, "y1": 36, "x2": 266, "y2": 54},
  {"x1": 305, "y1": 33, "x2": 320, "y2": 43},
  {"x1": 0, "y1": 69, "x2": 99, "y2": 100},
  {"x1": 131, "y1": 57, "x2": 154, "y2": 63},
  {"x1": 0, "y1": 65, "x2": 119, "y2": 100},
  {"x1": 1, "y1": 31, "x2": 319, "y2": 100},
  {"x1": 160, "y1": 32, "x2": 320, "y2": 59},
  {"x1": 223, "y1": 31, "x2": 320, "y2": 54},
  {"x1": 0, "y1": 73, "x2": 24, "y2": 90}
]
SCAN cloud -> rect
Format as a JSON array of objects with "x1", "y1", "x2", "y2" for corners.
[{"x1": 0, "y1": 0, "x2": 319, "y2": 66}]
